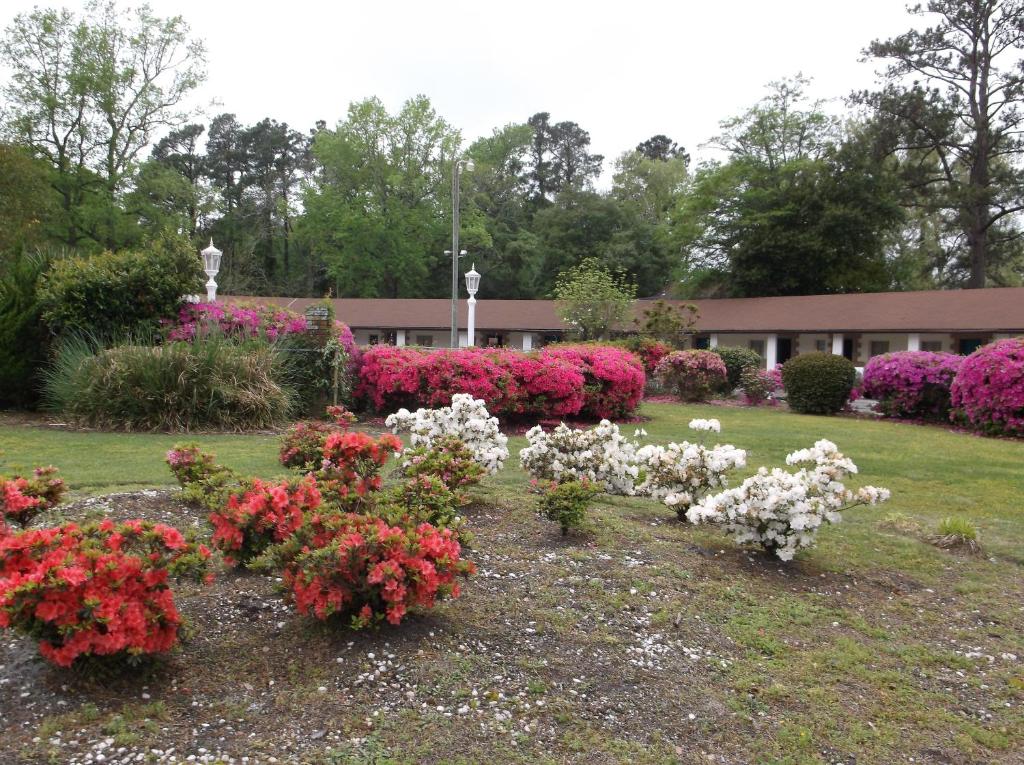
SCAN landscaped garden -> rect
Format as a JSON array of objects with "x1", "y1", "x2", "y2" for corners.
[{"x1": 2, "y1": 398, "x2": 1022, "y2": 765}]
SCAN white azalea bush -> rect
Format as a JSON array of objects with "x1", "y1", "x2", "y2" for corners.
[
  {"x1": 519, "y1": 420, "x2": 641, "y2": 495},
  {"x1": 385, "y1": 393, "x2": 509, "y2": 474},
  {"x1": 685, "y1": 439, "x2": 890, "y2": 560},
  {"x1": 519, "y1": 417, "x2": 747, "y2": 514}
]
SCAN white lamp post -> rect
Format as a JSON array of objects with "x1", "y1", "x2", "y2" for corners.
[
  {"x1": 201, "y1": 239, "x2": 222, "y2": 303},
  {"x1": 464, "y1": 264, "x2": 480, "y2": 347},
  {"x1": 450, "y1": 158, "x2": 474, "y2": 347}
]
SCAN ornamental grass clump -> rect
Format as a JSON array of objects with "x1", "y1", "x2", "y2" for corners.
[
  {"x1": 862, "y1": 351, "x2": 962, "y2": 420},
  {"x1": 0, "y1": 519, "x2": 211, "y2": 667},
  {"x1": 929, "y1": 516, "x2": 981, "y2": 553},
  {"x1": 950, "y1": 337, "x2": 1024, "y2": 437},
  {"x1": 537, "y1": 479, "x2": 599, "y2": 536},
  {"x1": 258, "y1": 513, "x2": 475, "y2": 628},
  {"x1": 686, "y1": 439, "x2": 890, "y2": 560},
  {"x1": 654, "y1": 350, "x2": 728, "y2": 402}
]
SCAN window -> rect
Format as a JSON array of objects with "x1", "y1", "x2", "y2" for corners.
[
  {"x1": 749, "y1": 339, "x2": 765, "y2": 358},
  {"x1": 958, "y1": 338, "x2": 985, "y2": 355},
  {"x1": 368, "y1": 334, "x2": 379, "y2": 345},
  {"x1": 693, "y1": 336, "x2": 710, "y2": 350},
  {"x1": 921, "y1": 340, "x2": 943, "y2": 352},
  {"x1": 415, "y1": 335, "x2": 433, "y2": 347},
  {"x1": 815, "y1": 339, "x2": 828, "y2": 352},
  {"x1": 869, "y1": 340, "x2": 890, "y2": 357}
]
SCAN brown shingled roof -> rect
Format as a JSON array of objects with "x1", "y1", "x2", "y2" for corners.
[{"x1": 223, "y1": 287, "x2": 1024, "y2": 334}]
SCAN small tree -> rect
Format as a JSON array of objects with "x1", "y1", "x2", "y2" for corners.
[
  {"x1": 553, "y1": 258, "x2": 636, "y2": 341},
  {"x1": 634, "y1": 299, "x2": 698, "y2": 347}
]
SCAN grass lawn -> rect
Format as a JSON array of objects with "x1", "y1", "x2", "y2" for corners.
[{"x1": 1, "y1": 403, "x2": 1023, "y2": 764}]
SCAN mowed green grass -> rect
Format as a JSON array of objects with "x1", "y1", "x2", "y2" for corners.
[{"x1": 2, "y1": 404, "x2": 1023, "y2": 763}]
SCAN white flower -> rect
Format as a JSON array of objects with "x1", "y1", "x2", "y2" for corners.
[{"x1": 688, "y1": 418, "x2": 721, "y2": 433}]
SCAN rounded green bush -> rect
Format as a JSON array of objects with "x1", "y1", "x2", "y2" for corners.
[
  {"x1": 712, "y1": 346, "x2": 763, "y2": 390},
  {"x1": 781, "y1": 352, "x2": 856, "y2": 415}
]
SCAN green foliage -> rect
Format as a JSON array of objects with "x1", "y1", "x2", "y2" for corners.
[
  {"x1": 936, "y1": 516, "x2": 977, "y2": 541},
  {"x1": 42, "y1": 334, "x2": 295, "y2": 432},
  {"x1": 781, "y1": 352, "x2": 856, "y2": 415},
  {"x1": 0, "y1": 250, "x2": 55, "y2": 407},
  {"x1": 0, "y1": 144, "x2": 56, "y2": 255},
  {"x1": 537, "y1": 479, "x2": 599, "y2": 536},
  {"x1": 713, "y1": 346, "x2": 763, "y2": 390},
  {"x1": 634, "y1": 299, "x2": 698, "y2": 347},
  {"x1": 553, "y1": 257, "x2": 637, "y2": 341},
  {"x1": 37, "y1": 233, "x2": 203, "y2": 338}
]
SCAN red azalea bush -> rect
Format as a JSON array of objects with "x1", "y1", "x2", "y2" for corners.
[
  {"x1": 655, "y1": 350, "x2": 728, "y2": 402},
  {"x1": 541, "y1": 345, "x2": 646, "y2": 419},
  {"x1": 280, "y1": 420, "x2": 340, "y2": 469},
  {"x1": 270, "y1": 513, "x2": 474, "y2": 628},
  {"x1": 950, "y1": 338, "x2": 1024, "y2": 436},
  {"x1": 862, "y1": 351, "x2": 963, "y2": 420},
  {"x1": 355, "y1": 344, "x2": 644, "y2": 421},
  {"x1": 209, "y1": 476, "x2": 321, "y2": 566},
  {"x1": 625, "y1": 338, "x2": 673, "y2": 376},
  {"x1": 317, "y1": 431, "x2": 403, "y2": 504},
  {"x1": 1, "y1": 466, "x2": 66, "y2": 527},
  {"x1": 0, "y1": 519, "x2": 210, "y2": 667}
]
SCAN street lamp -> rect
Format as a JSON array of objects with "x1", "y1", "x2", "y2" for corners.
[
  {"x1": 450, "y1": 157, "x2": 474, "y2": 347},
  {"x1": 201, "y1": 239, "x2": 222, "y2": 302},
  {"x1": 464, "y1": 264, "x2": 480, "y2": 347}
]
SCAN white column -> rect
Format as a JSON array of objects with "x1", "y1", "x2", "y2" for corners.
[
  {"x1": 457, "y1": 331, "x2": 468, "y2": 348},
  {"x1": 467, "y1": 296, "x2": 476, "y2": 347},
  {"x1": 907, "y1": 332, "x2": 921, "y2": 351},
  {"x1": 766, "y1": 334, "x2": 778, "y2": 370},
  {"x1": 522, "y1": 333, "x2": 533, "y2": 351},
  {"x1": 831, "y1": 333, "x2": 844, "y2": 356},
  {"x1": 709, "y1": 333, "x2": 719, "y2": 349},
  {"x1": 396, "y1": 330, "x2": 406, "y2": 347}
]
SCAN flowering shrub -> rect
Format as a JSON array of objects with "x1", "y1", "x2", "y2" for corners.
[
  {"x1": 209, "y1": 476, "x2": 321, "y2": 566},
  {"x1": 541, "y1": 345, "x2": 645, "y2": 419},
  {"x1": 1, "y1": 466, "x2": 66, "y2": 527},
  {"x1": 635, "y1": 420, "x2": 747, "y2": 520},
  {"x1": 740, "y1": 367, "x2": 783, "y2": 406},
  {"x1": 686, "y1": 440, "x2": 890, "y2": 560},
  {"x1": 385, "y1": 475, "x2": 460, "y2": 530},
  {"x1": 950, "y1": 338, "x2": 1024, "y2": 436},
  {"x1": 654, "y1": 350, "x2": 728, "y2": 402},
  {"x1": 166, "y1": 301, "x2": 307, "y2": 342},
  {"x1": 862, "y1": 351, "x2": 962, "y2": 420},
  {"x1": 537, "y1": 479, "x2": 599, "y2": 536},
  {"x1": 357, "y1": 345, "x2": 644, "y2": 421},
  {"x1": 520, "y1": 420, "x2": 643, "y2": 495},
  {"x1": 396, "y1": 435, "x2": 486, "y2": 503},
  {"x1": 0, "y1": 519, "x2": 210, "y2": 667},
  {"x1": 263, "y1": 513, "x2": 474, "y2": 628},
  {"x1": 712, "y1": 346, "x2": 763, "y2": 391},
  {"x1": 317, "y1": 431, "x2": 403, "y2": 506},
  {"x1": 166, "y1": 444, "x2": 238, "y2": 509},
  {"x1": 626, "y1": 338, "x2": 673, "y2": 376},
  {"x1": 279, "y1": 420, "x2": 339, "y2": 469},
  {"x1": 386, "y1": 394, "x2": 509, "y2": 475}
]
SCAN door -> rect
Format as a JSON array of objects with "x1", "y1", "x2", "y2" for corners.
[{"x1": 777, "y1": 337, "x2": 793, "y2": 365}]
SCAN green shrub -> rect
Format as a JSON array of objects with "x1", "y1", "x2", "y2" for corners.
[
  {"x1": 781, "y1": 352, "x2": 856, "y2": 415},
  {"x1": 43, "y1": 334, "x2": 295, "y2": 431},
  {"x1": 0, "y1": 250, "x2": 54, "y2": 407},
  {"x1": 712, "y1": 346, "x2": 763, "y2": 391},
  {"x1": 537, "y1": 479, "x2": 599, "y2": 536},
  {"x1": 37, "y1": 233, "x2": 202, "y2": 339},
  {"x1": 931, "y1": 516, "x2": 981, "y2": 552}
]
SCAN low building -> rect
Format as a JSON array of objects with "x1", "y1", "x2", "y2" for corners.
[{"x1": 227, "y1": 287, "x2": 1024, "y2": 369}]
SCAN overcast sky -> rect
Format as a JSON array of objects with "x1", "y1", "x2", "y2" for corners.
[{"x1": 2, "y1": 0, "x2": 917, "y2": 183}]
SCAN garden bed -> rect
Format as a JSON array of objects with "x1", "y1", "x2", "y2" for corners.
[{"x1": 2, "y1": 475, "x2": 1022, "y2": 764}]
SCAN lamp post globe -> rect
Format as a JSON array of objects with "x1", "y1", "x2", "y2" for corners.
[
  {"x1": 201, "y1": 239, "x2": 222, "y2": 302},
  {"x1": 465, "y1": 264, "x2": 480, "y2": 347}
]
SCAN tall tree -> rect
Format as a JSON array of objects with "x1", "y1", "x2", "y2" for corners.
[
  {"x1": 302, "y1": 96, "x2": 460, "y2": 297},
  {"x1": 525, "y1": 112, "x2": 604, "y2": 202},
  {"x1": 1, "y1": 1, "x2": 205, "y2": 249},
  {"x1": 860, "y1": 0, "x2": 1024, "y2": 287}
]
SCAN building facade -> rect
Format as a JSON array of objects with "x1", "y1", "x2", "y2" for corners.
[{"x1": 228, "y1": 287, "x2": 1024, "y2": 369}]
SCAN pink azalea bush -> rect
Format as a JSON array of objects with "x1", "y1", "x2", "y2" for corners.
[
  {"x1": 861, "y1": 351, "x2": 963, "y2": 420},
  {"x1": 950, "y1": 338, "x2": 1024, "y2": 437},
  {"x1": 740, "y1": 368, "x2": 783, "y2": 406},
  {"x1": 654, "y1": 350, "x2": 728, "y2": 402},
  {"x1": 356, "y1": 345, "x2": 644, "y2": 421}
]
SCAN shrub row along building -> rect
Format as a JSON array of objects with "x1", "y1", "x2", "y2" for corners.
[{"x1": 229, "y1": 287, "x2": 1024, "y2": 369}]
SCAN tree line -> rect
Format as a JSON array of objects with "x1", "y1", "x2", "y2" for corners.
[{"x1": 2, "y1": 0, "x2": 1023, "y2": 298}]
